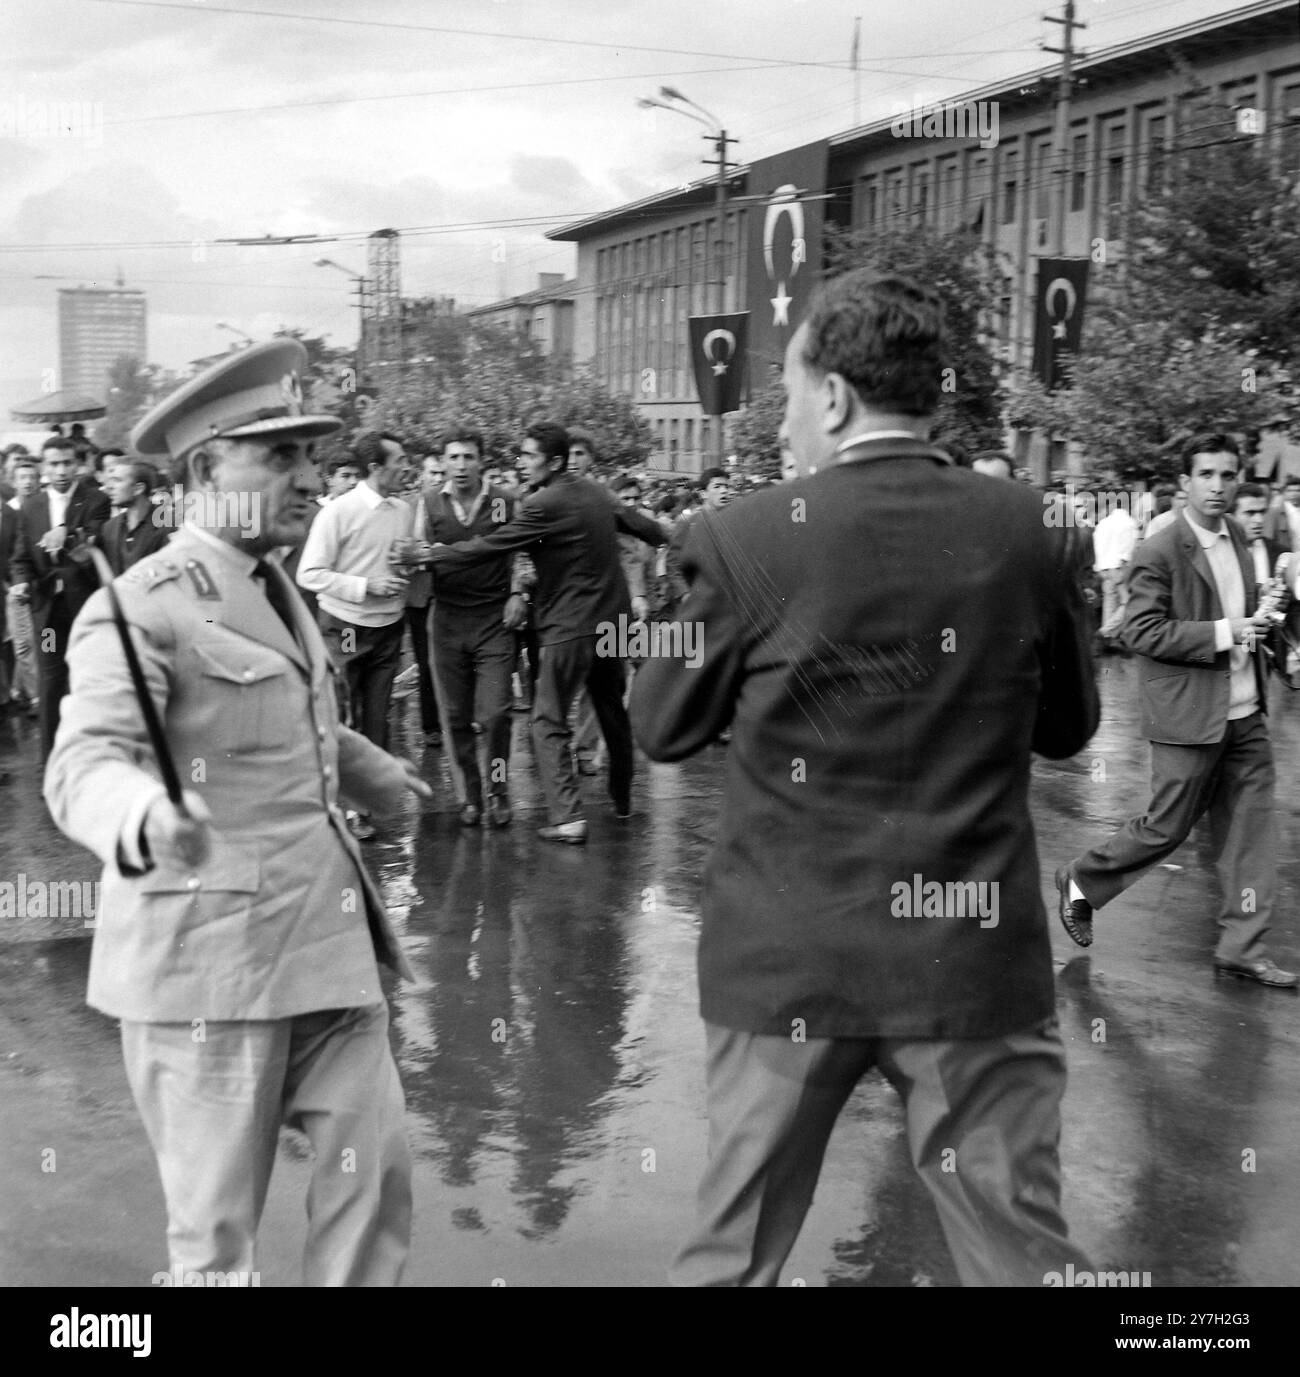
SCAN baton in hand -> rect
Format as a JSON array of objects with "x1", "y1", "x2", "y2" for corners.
[{"x1": 88, "y1": 546, "x2": 188, "y2": 815}]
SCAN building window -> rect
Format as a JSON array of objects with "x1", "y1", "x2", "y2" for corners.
[
  {"x1": 1070, "y1": 133, "x2": 1087, "y2": 212},
  {"x1": 913, "y1": 166, "x2": 929, "y2": 222},
  {"x1": 860, "y1": 176, "x2": 879, "y2": 226},
  {"x1": 886, "y1": 171, "x2": 903, "y2": 221},
  {"x1": 1002, "y1": 151, "x2": 1017, "y2": 225},
  {"x1": 1281, "y1": 86, "x2": 1300, "y2": 174},
  {"x1": 1145, "y1": 114, "x2": 1167, "y2": 194}
]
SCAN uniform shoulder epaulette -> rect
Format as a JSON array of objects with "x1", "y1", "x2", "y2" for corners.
[{"x1": 120, "y1": 556, "x2": 183, "y2": 591}]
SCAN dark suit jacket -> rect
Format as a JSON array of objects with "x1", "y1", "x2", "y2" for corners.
[
  {"x1": 629, "y1": 441, "x2": 1098, "y2": 1040},
  {"x1": 1122, "y1": 513, "x2": 1268, "y2": 745},
  {"x1": 9, "y1": 480, "x2": 111, "y2": 629},
  {"x1": 100, "y1": 506, "x2": 172, "y2": 577},
  {"x1": 0, "y1": 500, "x2": 19, "y2": 645},
  {"x1": 427, "y1": 472, "x2": 664, "y2": 644}
]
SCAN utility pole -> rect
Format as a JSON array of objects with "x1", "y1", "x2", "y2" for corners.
[{"x1": 1042, "y1": 0, "x2": 1086, "y2": 257}]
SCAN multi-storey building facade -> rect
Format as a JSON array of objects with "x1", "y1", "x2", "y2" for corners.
[
  {"x1": 465, "y1": 273, "x2": 576, "y2": 374},
  {"x1": 57, "y1": 281, "x2": 147, "y2": 399},
  {"x1": 550, "y1": 0, "x2": 1300, "y2": 476}
]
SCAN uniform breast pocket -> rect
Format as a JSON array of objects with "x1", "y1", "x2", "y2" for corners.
[{"x1": 193, "y1": 642, "x2": 298, "y2": 752}]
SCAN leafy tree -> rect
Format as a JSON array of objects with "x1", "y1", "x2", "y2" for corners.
[
  {"x1": 1009, "y1": 138, "x2": 1299, "y2": 480},
  {"x1": 728, "y1": 223, "x2": 1010, "y2": 469},
  {"x1": 95, "y1": 355, "x2": 163, "y2": 450},
  {"x1": 731, "y1": 378, "x2": 786, "y2": 479}
]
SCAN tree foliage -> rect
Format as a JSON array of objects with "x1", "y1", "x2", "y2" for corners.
[
  {"x1": 729, "y1": 223, "x2": 1011, "y2": 470},
  {"x1": 1009, "y1": 141, "x2": 1300, "y2": 481},
  {"x1": 368, "y1": 319, "x2": 647, "y2": 465},
  {"x1": 94, "y1": 355, "x2": 165, "y2": 450}
]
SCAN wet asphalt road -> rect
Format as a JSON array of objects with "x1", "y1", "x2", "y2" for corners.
[{"x1": 2, "y1": 658, "x2": 1300, "y2": 1288}]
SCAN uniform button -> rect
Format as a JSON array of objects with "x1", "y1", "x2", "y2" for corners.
[
  {"x1": 322, "y1": 765, "x2": 332, "y2": 779},
  {"x1": 186, "y1": 876, "x2": 200, "y2": 891},
  {"x1": 317, "y1": 728, "x2": 327, "y2": 742},
  {"x1": 243, "y1": 669, "x2": 255, "y2": 682}
]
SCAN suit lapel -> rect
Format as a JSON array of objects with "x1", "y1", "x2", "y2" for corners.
[{"x1": 1180, "y1": 528, "x2": 1221, "y2": 613}]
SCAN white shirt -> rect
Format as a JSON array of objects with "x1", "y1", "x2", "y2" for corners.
[
  {"x1": 1093, "y1": 509, "x2": 1138, "y2": 571},
  {"x1": 295, "y1": 479, "x2": 413, "y2": 627},
  {"x1": 1184, "y1": 513, "x2": 1257, "y2": 720},
  {"x1": 47, "y1": 484, "x2": 73, "y2": 530}
]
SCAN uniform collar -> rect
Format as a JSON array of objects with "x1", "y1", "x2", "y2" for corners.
[{"x1": 182, "y1": 521, "x2": 259, "y2": 576}]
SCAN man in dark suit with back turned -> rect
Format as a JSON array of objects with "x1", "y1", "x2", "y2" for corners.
[
  {"x1": 9, "y1": 435, "x2": 111, "y2": 756},
  {"x1": 426, "y1": 420, "x2": 664, "y2": 844},
  {"x1": 1057, "y1": 435, "x2": 1296, "y2": 988},
  {"x1": 630, "y1": 270, "x2": 1099, "y2": 1286}
]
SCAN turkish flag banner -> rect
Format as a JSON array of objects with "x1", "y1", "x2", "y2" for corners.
[
  {"x1": 1031, "y1": 258, "x2": 1090, "y2": 392},
  {"x1": 689, "y1": 313, "x2": 750, "y2": 415}
]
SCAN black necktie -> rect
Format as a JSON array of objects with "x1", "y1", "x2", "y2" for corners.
[{"x1": 253, "y1": 559, "x2": 299, "y2": 643}]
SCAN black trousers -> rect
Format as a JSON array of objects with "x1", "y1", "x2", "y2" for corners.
[
  {"x1": 531, "y1": 635, "x2": 633, "y2": 824},
  {"x1": 318, "y1": 614, "x2": 404, "y2": 750},
  {"x1": 431, "y1": 606, "x2": 514, "y2": 807},
  {"x1": 405, "y1": 603, "x2": 438, "y2": 735},
  {"x1": 34, "y1": 602, "x2": 74, "y2": 760}
]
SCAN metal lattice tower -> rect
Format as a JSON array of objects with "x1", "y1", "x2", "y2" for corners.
[{"x1": 366, "y1": 228, "x2": 401, "y2": 367}]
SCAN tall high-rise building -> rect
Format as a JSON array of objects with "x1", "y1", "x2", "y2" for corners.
[{"x1": 58, "y1": 276, "x2": 147, "y2": 398}]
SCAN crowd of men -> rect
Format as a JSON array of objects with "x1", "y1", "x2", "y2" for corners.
[{"x1": 6, "y1": 274, "x2": 1300, "y2": 1287}]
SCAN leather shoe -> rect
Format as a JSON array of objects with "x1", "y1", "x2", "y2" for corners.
[
  {"x1": 486, "y1": 795, "x2": 513, "y2": 828},
  {"x1": 1055, "y1": 865, "x2": 1093, "y2": 947},
  {"x1": 1213, "y1": 957, "x2": 1299, "y2": 989},
  {"x1": 538, "y1": 819, "x2": 587, "y2": 845},
  {"x1": 459, "y1": 804, "x2": 482, "y2": 827}
]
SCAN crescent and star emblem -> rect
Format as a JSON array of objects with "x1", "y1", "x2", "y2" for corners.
[
  {"x1": 702, "y1": 328, "x2": 736, "y2": 376},
  {"x1": 280, "y1": 371, "x2": 304, "y2": 413},
  {"x1": 763, "y1": 184, "x2": 805, "y2": 328},
  {"x1": 1045, "y1": 278, "x2": 1078, "y2": 341}
]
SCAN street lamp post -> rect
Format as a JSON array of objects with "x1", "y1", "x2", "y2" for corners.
[
  {"x1": 314, "y1": 257, "x2": 369, "y2": 380},
  {"x1": 637, "y1": 86, "x2": 737, "y2": 469},
  {"x1": 216, "y1": 322, "x2": 254, "y2": 349}
]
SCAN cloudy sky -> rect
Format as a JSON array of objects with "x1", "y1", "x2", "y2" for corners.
[{"x1": 0, "y1": 0, "x2": 1237, "y2": 416}]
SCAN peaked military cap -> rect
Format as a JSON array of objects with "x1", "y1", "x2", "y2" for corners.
[{"x1": 131, "y1": 339, "x2": 342, "y2": 459}]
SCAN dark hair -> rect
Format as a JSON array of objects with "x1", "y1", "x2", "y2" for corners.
[
  {"x1": 1284, "y1": 475, "x2": 1300, "y2": 490},
  {"x1": 116, "y1": 458, "x2": 162, "y2": 495},
  {"x1": 568, "y1": 428, "x2": 597, "y2": 458},
  {"x1": 698, "y1": 466, "x2": 728, "y2": 488},
  {"x1": 800, "y1": 269, "x2": 949, "y2": 416},
  {"x1": 98, "y1": 447, "x2": 126, "y2": 461},
  {"x1": 328, "y1": 455, "x2": 361, "y2": 477},
  {"x1": 612, "y1": 474, "x2": 641, "y2": 495},
  {"x1": 42, "y1": 437, "x2": 76, "y2": 456},
  {"x1": 11, "y1": 455, "x2": 39, "y2": 474},
  {"x1": 655, "y1": 493, "x2": 680, "y2": 517},
  {"x1": 441, "y1": 426, "x2": 484, "y2": 457},
  {"x1": 1234, "y1": 482, "x2": 1269, "y2": 505},
  {"x1": 525, "y1": 421, "x2": 570, "y2": 466},
  {"x1": 1180, "y1": 432, "x2": 1240, "y2": 475},
  {"x1": 353, "y1": 431, "x2": 404, "y2": 472}
]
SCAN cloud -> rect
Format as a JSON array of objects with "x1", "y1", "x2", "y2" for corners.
[{"x1": 509, "y1": 154, "x2": 594, "y2": 201}]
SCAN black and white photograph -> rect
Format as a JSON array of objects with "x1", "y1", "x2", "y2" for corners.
[{"x1": 2, "y1": 0, "x2": 1299, "y2": 1331}]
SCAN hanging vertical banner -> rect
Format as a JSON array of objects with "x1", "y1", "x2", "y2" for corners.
[
  {"x1": 1032, "y1": 258, "x2": 1090, "y2": 391},
  {"x1": 689, "y1": 313, "x2": 750, "y2": 415},
  {"x1": 745, "y1": 140, "x2": 829, "y2": 372}
]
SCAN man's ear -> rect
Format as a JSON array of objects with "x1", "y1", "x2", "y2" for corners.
[
  {"x1": 823, "y1": 371, "x2": 855, "y2": 435},
  {"x1": 187, "y1": 447, "x2": 217, "y2": 489}
]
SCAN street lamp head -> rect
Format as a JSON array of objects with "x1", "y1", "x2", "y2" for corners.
[
  {"x1": 313, "y1": 257, "x2": 331, "y2": 267},
  {"x1": 659, "y1": 86, "x2": 685, "y2": 102}
]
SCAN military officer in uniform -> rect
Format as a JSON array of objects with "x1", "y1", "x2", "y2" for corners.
[{"x1": 44, "y1": 339, "x2": 431, "y2": 1286}]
